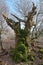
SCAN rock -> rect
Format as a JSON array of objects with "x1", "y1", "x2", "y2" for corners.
[{"x1": 1, "y1": 26, "x2": 15, "y2": 50}]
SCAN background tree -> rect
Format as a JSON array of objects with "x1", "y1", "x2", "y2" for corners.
[
  {"x1": 0, "y1": 21, "x2": 3, "y2": 51},
  {"x1": 0, "y1": 21, "x2": 8, "y2": 56}
]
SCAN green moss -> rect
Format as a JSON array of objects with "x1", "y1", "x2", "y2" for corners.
[
  {"x1": 30, "y1": 39, "x2": 35, "y2": 46},
  {"x1": 38, "y1": 49, "x2": 43, "y2": 54},
  {"x1": 36, "y1": 46, "x2": 42, "y2": 49},
  {"x1": 38, "y1": 54, "x2": 43, "y2": 60},
  {"x1": 28, "y1": 54, "x2": 35, "y2": 61},
  {"x1": 41, "y1": 63, "x2": 43, "y2": 65},
  {"x1": 10, "y1": 43, "x2": 29, "y2": 63},
  {"x1": 17, "y1": 44, "x2": 27, "y2": 53}
]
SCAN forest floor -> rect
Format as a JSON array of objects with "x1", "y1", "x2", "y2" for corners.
[{"x1": 0, "y1": 36, "x2": 43, "y2": 65}]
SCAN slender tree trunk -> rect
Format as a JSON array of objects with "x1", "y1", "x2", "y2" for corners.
[{"x1": 0, "y1": 31, "x2": 3, "y2": 52}]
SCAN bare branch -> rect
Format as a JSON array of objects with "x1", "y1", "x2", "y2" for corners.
[
  {"x1": 2, "y1": 14, "x2": 21, "y2": 32},
  {"x1": 2, "y1": 14, "x2": 15, "y2": 29},
  {"x1": 11, "y1": 14, "x2": 25, "y2": 22},
  {"x1": 25, "y1": 3, "x2": 37, "y2": 30}
]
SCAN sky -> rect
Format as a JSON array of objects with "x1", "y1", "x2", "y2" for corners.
[
  {"x1": 0, "y1": 0, "x2": 40, "y2": 20},
  {"x1": 5, "y1": 0, "x2": 40, "y2": 17},
  {"x1": 5, "y1": 0, "x2": 40, "y2": 29},
  {"x1": 0, "y1": 0, "x2": 40, "y2": 29}
]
